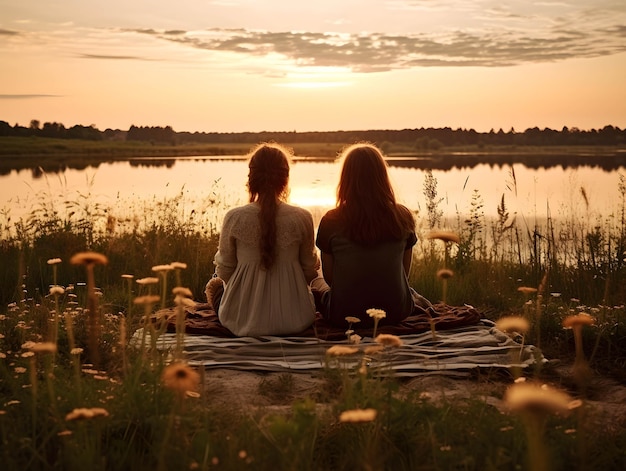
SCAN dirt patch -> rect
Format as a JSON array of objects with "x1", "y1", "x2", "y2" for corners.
[{"x1": 202, "y1": 366, "x2": 626, "y2": 432}]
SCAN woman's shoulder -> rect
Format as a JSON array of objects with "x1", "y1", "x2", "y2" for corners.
[
  {"x1": 281, "y1": 202, "x2": 314, "y2": 219},
  {"x1": 222, "y1": 203, "x2": 258, "y2": 224},
  {"x1": 320, "y1": 207, "x2": 342, "y2": 221}
]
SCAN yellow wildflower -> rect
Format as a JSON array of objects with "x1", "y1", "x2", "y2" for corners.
[
  {"x1": 136, "y1": 277, "x2": 160, "y2": 285},
  {"x1": 517, "y1": 286, "x2": 538, "y2": 295},
  {"x1": 374, "y1": 333, "x2": 403, "y2": 348},
  {"x1": 563, "y1": 313, "x2": 595, "y2": 329},
  {"x1": 326, "y1": 345, "x2": 359, "y2": 356},
  {"x1": 161, "y1": 362, "x2": 201, "y2": 396},
  {"x1": 496, "y1": 316, "x2": 530, "y2": 335},
  {"x1": 28, "y1": 342, "x2": 57, "y2": 354},
  {"x1": 65, "y1": 407, "x2": 109, "y2": 421},
  {"x1": 339, "y1": 408, "x2": 377, "y2": 423},
  {"x1": 366, "y1": 308, "x2": 386, "y2": 320},
  {"x1": 70, "y1": 252, "x2": 108, "y2": 266},
  {"x1": 504, "y1": 382, "x2": 579, "y2": 415},
  {"x1": 426, "y1": 231, "x2": 460, "y2": 244}
]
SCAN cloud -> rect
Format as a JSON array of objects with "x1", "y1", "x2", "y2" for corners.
[
  {"x1": 0, "y1": 28, "x2": 20, "y2": 36},
  {"x1": 128, "y1": 22, "x2": 626, "y2": 71},
  {"x1": 78, "y1": 53, "x2": 157, "y2": 61},
  {"x1": 0, "y1": 94, "x2": 62, "y2": 99}
]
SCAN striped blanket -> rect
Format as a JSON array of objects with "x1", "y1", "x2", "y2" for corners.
[{"x1": 135, "y1": 305, "x2": 542, "y2": 376}]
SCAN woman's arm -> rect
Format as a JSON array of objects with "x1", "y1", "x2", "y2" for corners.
[
  {"x1": 214, "y1": 212, "x2": 238, "y2": 283},
  {"x1": 402, "y1": 247, "x2": 413, "y2": 277},
  {"x1": 321, "y1": 251, "x2": 334, "y2": 285},
  {"x1": 299, "y1": 211, "x2": 321, "y2": 283}
]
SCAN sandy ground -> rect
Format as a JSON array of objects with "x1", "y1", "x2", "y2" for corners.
[{"x1": 202, "y1": 363, "x2": 626, "y2": 433}]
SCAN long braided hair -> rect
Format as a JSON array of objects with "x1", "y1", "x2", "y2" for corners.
[{"x1": 247, "y1": 143, "x2": 291, "y2": 270}]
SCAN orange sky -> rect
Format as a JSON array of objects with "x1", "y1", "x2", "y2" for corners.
[{"x1": 1, "y1": 0, "x2": 625, "y2": 133}]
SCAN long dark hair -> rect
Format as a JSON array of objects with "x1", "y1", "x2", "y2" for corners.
[
  {"x1": 336, "y1": 143, "x2": 414, "y2": 244},
  {"x1": 247, "y1": 143, "x2": 291, "y2": 269}
]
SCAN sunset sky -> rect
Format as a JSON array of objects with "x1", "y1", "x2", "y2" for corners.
[{"x1": 1, "y1": 0, "x2": 625, "y2": 134}]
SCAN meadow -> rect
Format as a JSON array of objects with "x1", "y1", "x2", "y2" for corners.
[{"x1": 1, "y1": 159, "x2": 626, "y2": 470}]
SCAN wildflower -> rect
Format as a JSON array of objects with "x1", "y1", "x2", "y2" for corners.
[
  {"x1": 339, "y1": 408, "x2": 377, "y2": 423},
  {"x1": 47, "y1": 258, "x2": 62, "y2": 265},
  {"x1": 65, "y1": 407, "x2": 110, "y2": 421},
  {"x1": 161, "y1": 362, "x2": 201, "y2": 396},
  {"x1": 171, "y1": 262, "x2": 188, "y2": 270},
  {"x1": 349, "y1": 334, "x2": 362, "y2": 345},
  {"x1": 504, "y1": 382, "x2": 579, "y2": 415},
  {"x1": 496, "y1": 316, "x2": 530, "y2": 335},
  {"x1": 436, "y1": 268, "x2": 454, "y2": 280},
  {"x1": 134, "y1": 295, "x2": 162, "y2": 306},
  {"x1": 367, "y1": 308, "x2": 386, "y2": 339},
  {"x1": 57, "y1": 430, "x2": 73, "y2": 437},
  {"x1": 121, "y1": 274, "x2": 134, "y2": 279},
  {"x1": 152, "y1": 264, "x2": 174, "y2": 273},
  {"x1": 364, "y1": 345, "x2": 385, "y2": 355},
  {"x1": 563, "y1": 313, "x2": 595, "y2": 329},
  {"x1": 563, "y1": 312, "x2": 595, "y2": 389},
  {"x1": 426, "y1": 231, "x2": 460, "y2": 244},
  {"x1": 345, "y1": 316, "x2": 361, "y2": 324},
  {"x1": 21, "y1": 352, "x2": 34, "y2": 358},
  {"x1": 517, "y1": 286, "x2": 538, "y2": 295},
  {"x1": 28, "y1": 342, "x2": 57, "y2": 354},
  {"x1": 49, "y1": 286, "x2": 65, "y2": 295},
  {"x1": 374, "y1": 333, "x2": 403, "y2": 348},
  {"x1": 326, "y1": 345, "x2": 359, "y2": 356},
  {"x1": 70, "y1": 348, "x2": 84, "y2": 355},
  {"x1": 136, "y1": 277, "x2": 159, "y2": 285},
  {"x1": 175, "y1": 295, "x2": 196, "y2": 307},
  {"x1": 70, "y1": 252, "x2": 108, "y2": 266},
  {"x1": 172, "y1": 286, "x2": 193, "y2": 298},
  {"x1": 14, "y1": 367, "x2": 27, "y2": 373},
  {"x1": 366, "y1": 308, "x2": 386, "y2": 320},
  {"x1": 358, "y1": 357, "x2": 368, "y2": 375}
]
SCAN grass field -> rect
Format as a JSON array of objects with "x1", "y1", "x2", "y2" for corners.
[{"x1": 1, "y1": 142, "x2": 626, "y2": 469}]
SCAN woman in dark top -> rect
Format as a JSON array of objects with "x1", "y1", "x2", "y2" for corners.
[{"x1": 313, "y1": 143, "x2": 430, "y2": 327}]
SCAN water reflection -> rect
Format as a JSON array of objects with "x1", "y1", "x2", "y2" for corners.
[{"x1": 1, "y1": 157, "x2": 625, "y2": 227}]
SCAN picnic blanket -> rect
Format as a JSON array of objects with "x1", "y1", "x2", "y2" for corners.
[
  {"x1": 160, "y1": 302, "x2": 483, "y2": 340},
  {"x1": 134, "y1": 303, "x2": 544, "y2": 376}
]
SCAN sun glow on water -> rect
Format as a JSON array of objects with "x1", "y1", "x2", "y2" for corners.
[{"x1": 289, "y1": 187, "x2": 336, "y2": 209}]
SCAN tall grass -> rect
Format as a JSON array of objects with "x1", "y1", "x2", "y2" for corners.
[{"x1": 1, "y1": 168, "x2": 626, "y2": 469}]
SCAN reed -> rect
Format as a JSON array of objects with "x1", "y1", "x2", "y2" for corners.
[{"x1": 1, "y1": 168, "x2": 626, "y2": 470}]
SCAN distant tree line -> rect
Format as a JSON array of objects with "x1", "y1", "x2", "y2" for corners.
[{"x1": 1, "y1": 119, "x2": 624, "y2": 148}]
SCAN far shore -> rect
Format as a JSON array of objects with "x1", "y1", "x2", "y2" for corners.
[{"x1": 1, "y1": 136, "x2": 625, "y2": 174}]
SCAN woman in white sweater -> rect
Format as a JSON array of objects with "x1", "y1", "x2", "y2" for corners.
[{"x1": 205, "y1": 143, "x2": 320, "y2": 337}]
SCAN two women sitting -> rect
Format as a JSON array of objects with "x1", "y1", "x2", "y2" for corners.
[{"x1": 205, "y1": 142, "x2": 431, "y2": 337}]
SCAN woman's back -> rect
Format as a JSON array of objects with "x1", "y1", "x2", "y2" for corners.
[
  {"x1": 216, "y1": 202, "x2": 319, "y2": 336},
  {"x1": 316, "y1": 207, "x2": 416, "y2": 326}
]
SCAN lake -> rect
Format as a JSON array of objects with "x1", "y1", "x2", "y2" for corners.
[{"x1": 2, "y1": 156, "x2": 625, "y2": 234}]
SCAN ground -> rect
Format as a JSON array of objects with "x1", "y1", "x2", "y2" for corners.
[{"x1": 202, "y1": 363, "x2": 626, "y2": 433}]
